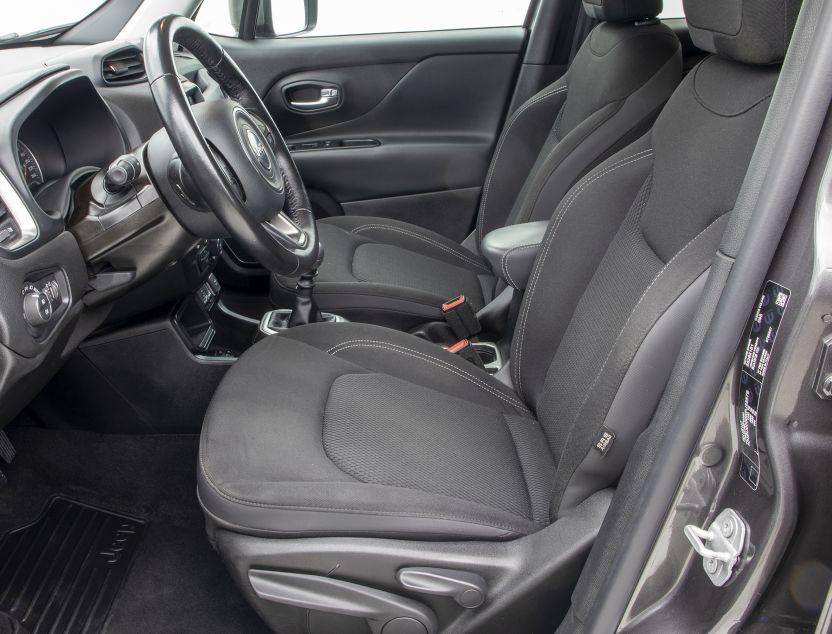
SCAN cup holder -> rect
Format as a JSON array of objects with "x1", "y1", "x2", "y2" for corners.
[{"x1": 472, "y1": 342, "x2": 502, "y2": 373}]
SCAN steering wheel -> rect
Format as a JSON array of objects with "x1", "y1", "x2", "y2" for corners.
[{"x1": 143, "y1": 16, "x2": 319, "y2": 276}]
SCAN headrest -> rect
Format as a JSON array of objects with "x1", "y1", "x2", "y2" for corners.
[
  {"x1": 582, "y1": 0, "x2": 662, "y2": 22},
  {"x1": 684, "y1": 0, "x2": 800, "y2": 65}
]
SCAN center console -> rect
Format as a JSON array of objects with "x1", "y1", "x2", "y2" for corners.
[
  {"x1": 173, "y1": 273, "x2": 260, "y2": 359},
  {"x1": 172, "y1": 271, "x2": 349, "y2": 360}
]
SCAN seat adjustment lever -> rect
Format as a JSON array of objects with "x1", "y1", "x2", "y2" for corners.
[
  {"x1": 249, "y1": 569, "x2": 437, "y2": 634},
  {"x1": 397, "y1": 567, "x2": 487, "y2": 609}
]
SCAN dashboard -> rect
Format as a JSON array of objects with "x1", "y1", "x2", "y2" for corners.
[
  {"x1": 0, "y1": 41, "x2": 218, "y2": 429},
  {"x1": 13, "y1": 75, "x2": 126, "y2": 220}
]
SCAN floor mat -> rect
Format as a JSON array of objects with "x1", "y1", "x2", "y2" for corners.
[
  {"x1": 0, "y1": 427, "x2": 269, "y2": 634},
  {"x1": 0, "y1": 497, "x2": 144, "y2": 634}
]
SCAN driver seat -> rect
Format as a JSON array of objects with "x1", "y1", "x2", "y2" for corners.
[
  {"x1": 200, "y1": 0, "x2": 795, "y2": 630},
  {"x1": 269, "y1": 0, "x2": 682, "y2": 329}
]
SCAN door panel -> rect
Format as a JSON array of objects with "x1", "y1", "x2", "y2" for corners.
[{"x1": 223, "y1": 28, "x2": 526, "y2": 241}]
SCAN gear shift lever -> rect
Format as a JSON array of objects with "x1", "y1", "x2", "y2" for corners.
[
  {"x1": 258, "y1": 248, "x2": 345, "y2": 336},
  {"x1": 288, "y1": 269, "x2": 324, "y2": 327}
]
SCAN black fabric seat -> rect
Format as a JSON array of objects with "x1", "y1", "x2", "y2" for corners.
[
  {"x1": 270, "y1": 0, "x2": 682, "y2": 328},
  {"x1": 199, "y1": 323, "x2": 549, "y2": 540},
  {"x1": 201, "y1": 0, "x2": 797, "y2": 542}
]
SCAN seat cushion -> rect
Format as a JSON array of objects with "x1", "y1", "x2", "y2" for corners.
[
  {"x1": 270, "y1": 216, "x2": 496, "y2": 329},
  {"x1": 198, "y1": 322, "x2": 555, "y2": 540}
]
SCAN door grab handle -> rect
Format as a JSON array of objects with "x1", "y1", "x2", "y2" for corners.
[{"x1": 288, "y1": 87, "x2": 340, "y2": 112}]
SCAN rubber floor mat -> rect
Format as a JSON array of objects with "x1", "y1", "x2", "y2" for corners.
[{"x1": 0, "y1": 496, "x2": 144, "y2": 634}]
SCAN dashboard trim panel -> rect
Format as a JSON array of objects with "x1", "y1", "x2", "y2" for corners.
[{"x1": 0, "y1": 166, "x2": 39, "y2": 250}]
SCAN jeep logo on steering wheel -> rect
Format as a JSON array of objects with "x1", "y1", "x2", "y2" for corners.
[{"x1": 245, "y1": 128, "x2": 271, "y2": 171}]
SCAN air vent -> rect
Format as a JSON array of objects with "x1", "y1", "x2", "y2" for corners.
[{"x1": 102, "y1": 47, "x2": 146, "y2": 85}]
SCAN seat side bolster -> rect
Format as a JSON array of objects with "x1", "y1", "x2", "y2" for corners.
[
  {"x1": 556, "y1": 270, "x2": 711, "y2": 515},
  {"x1": 476, "y1": 82, "x2": 570, "y2": 244},
  {"x1": 510, "y1": 43, "x2": 682, "y2": 230},
  {"x1": 197, "y1": 478, "x2": 527, "y2": 541}
]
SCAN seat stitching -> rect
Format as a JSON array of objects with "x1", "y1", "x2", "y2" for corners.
[
  {"x1": 555, "y1": 214, "x2": 726, "y2": 469},
  {"x1": 326, "y1": 339, "x2": 528, "y2": 411},
  {"x1": 351, "y1": 224, "x2": 489, "y2": 271},
  {"x1": 513, "y1": 149, "x2": 655, "y2": 399},
  {"x1": 514, "y1": 101, "x2": 624, "y2": 227},
  {"x1": 514, "y1": 149, "x2": 654, "y2": 396},
  {"x1": 329, "y1": 341, "x2": 527, "y2": 410},
  {"x1": 321, "y1": 377, "x2": 533, "y2": 522},
  {"x1": 501, "y1": 243, "x2": 541, "y2": 289},
  {"x1": 199, "y1": 434, "x2": 529, "y2": 533},
  {"x1": 501, "y1": 414, "x2": 541, "y2": 525},
  {"x1": 274, "y1": 276, "x2": 451, "y2": 309},
  {"x1": 477, "y1": 86, "x2": 569, "y2": 245},
  {"x1": 198, "y1": 461, "x2": 528, "y2": 534}
]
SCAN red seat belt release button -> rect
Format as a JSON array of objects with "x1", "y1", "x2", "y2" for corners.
[
  {"x1": 447, "y1": 339, "x2": 485, "y2": 369},
  {"x1": 441, "y1": 295, "x2": 481, "y2": 339}
]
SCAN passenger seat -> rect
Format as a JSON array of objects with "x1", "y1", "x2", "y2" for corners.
[{"x1": 270, "y1": 0, "x2": 683, "y2": 329}]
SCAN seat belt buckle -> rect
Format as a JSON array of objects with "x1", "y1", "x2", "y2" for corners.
[
  {"x1": 447, "y1": 338, "x2": 485, "y2": 369},
  {"x1": 441, "y1": 295, "x2": 481, "y2": 339}
]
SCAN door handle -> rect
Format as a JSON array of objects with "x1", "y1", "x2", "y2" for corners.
[{"x1": 284, "y1": 83, "x2": 342, "y2": 113}]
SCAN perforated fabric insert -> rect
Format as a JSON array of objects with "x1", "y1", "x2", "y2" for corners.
[
  {"x1": 323, "y1": 373, "x2": 552, "y2": 524},
  {"x1": 352, "y1": 243, "x2": 486, "y2": 309},
  {"x1": 535, "y1": 198, "x2": 662, "y2": 471}
]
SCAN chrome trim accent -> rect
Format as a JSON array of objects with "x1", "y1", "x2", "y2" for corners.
[
  {"x1": 0, "y1": 168, "x2": 38, "y2": 250},
  {"x1": 193, "y1": 354, "x2": 238, "y2": 364},
  {"x1": 265, "y1": 211, "x2": 308, "y2": 248},
  {"x1": 289, "y1": 87, "x2": 340, "y2": 111},
  {"x1": 259, "y1": 308, "x2": 347, "y2": 336},
  {"x1": 216, "y1": 300, "x2": 260, "y2": 325}
]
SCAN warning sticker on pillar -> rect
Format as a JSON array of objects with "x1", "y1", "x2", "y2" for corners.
[{"x1": 736, "y1": 280, "x2": 790, "y2": 491}]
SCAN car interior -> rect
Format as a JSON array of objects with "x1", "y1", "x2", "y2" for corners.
[{"x1": 1, "y1": 0, "x2": 832, "y2": 632}]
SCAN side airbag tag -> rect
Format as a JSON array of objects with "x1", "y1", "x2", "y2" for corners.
[{"x1": 595, "y1": 427, "x2": 616, "y2": 456}]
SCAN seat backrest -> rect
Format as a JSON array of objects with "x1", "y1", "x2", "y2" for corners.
[
  {"x1": 509, "y1": 0, "x2": 800, "y2": 519},
  {"x1": 475, "y1": 0, "x2": 681, "y2": 249}
]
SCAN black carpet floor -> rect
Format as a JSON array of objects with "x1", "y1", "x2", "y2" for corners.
[{"x1": 0, "y1": 427, "x2": 269, "y2": 633}]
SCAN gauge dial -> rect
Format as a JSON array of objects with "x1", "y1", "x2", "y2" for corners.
[{"x1": 17, "y1": 141, "x2": 43, "y2": 189}]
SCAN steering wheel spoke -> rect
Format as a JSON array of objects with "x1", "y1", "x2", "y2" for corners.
[{"x1": 263, "y1": 212, "x2": 309, "y2": 249}]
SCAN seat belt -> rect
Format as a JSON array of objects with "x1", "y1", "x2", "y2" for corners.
[{"x1": 568, "y1": 12, "x2": 597, "y2": 65}]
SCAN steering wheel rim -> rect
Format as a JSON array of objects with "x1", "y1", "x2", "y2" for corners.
[{"x1": 144, "y1": 15, "x2": 319, "y2": 276}]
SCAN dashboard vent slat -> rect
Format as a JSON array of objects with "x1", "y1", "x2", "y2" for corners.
[{"x1": 102, "y1": 48, "x2": 146, "y2": 85}]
